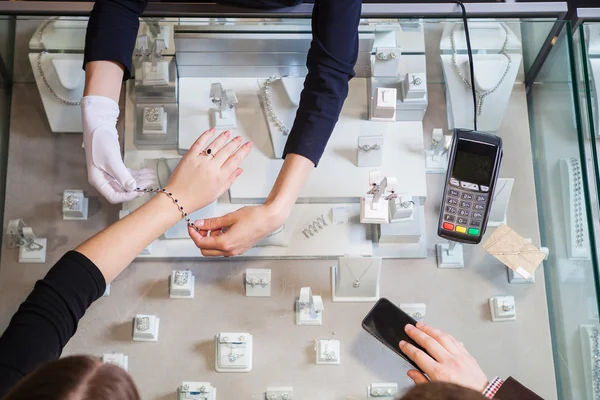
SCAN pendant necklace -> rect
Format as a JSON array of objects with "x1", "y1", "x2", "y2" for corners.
[
  {"x1": 345, "y1": 259, "x2": 376, "y2": 288},
  {"x1": 450, "y1": 23, "x2": 511, "y2": 116}
]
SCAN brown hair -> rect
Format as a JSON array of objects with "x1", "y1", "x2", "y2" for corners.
[
  {"x1": 2, "y1": 355, "x2": 140, "y2": 400},
  {"x1": 400, "y1": 382, "x2": 487, "y2": 400}
]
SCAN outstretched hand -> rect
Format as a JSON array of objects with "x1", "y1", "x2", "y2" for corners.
[{"x1": 399, "y1": 322, "x2": 489, "y2": 393}]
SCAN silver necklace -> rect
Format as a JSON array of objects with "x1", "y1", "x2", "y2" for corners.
[
  {"x1": 345, "y1": 259, "x2": 375, "y2": 288},
  {"x1": 570, "y1": 158, "x2": 585, "y2": 249},
  {"x1": 450, "y1": 23, "x2": 511, "y2": 116},
  {"x1": 36, "y1": 19, "x2": 81, "y2": 106},
  {"x1": 592, "y1": 327, "x2": 600, "y2": 399},
  {"x1": 261, "y1": 76, "x2": 290, "y2": 136}
]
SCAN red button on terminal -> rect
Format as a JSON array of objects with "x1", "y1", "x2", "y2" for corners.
[{"x1": 442, "y1": 222, "x2": 454, "y2": 231}]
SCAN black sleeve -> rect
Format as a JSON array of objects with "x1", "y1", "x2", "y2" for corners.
[
  {"x1": 282, "y1": 0, "x2": 362, "y2": 166},
  {"x1": 83, "y1": 0, "x2": 148, "y2": 81},
  {"x1": 0, "y1": 251, "x2": 106, "y2": 397}
]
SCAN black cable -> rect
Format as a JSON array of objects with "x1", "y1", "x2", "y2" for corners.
[{"x1": 454, "y1": 1, "x2": 478, "y2": 132}]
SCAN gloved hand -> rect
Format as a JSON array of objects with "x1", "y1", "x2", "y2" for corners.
[{"x1": 81, "y1": 96, "x2": 155, "y2": 204}]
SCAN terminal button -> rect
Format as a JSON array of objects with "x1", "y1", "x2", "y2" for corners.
[
  {"x1": 468, "y1": 228, "x2": 480, "y2": 236},
  {"x1": 455, "y1": 226, "x2": 467, "y2": 234},
  {"x1": 442, "y1": 222, "x2": 454, "y2": 231}
]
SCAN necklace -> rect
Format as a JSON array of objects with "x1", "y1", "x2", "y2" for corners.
[
  {"x1": 344, "y1": 259, "x2": 375, "y2": 288},
  {"x1": 450, "y1": 23, "x2": 511, "y2": 116},
  {"x1": 261, "y1": 76, "x2": 290, "y2": 136},
  {"x1": 570, "y1": 158, "x2": 585, "y2": 249},
  {"x1": 592, "y1": 327, "x2": 600, "y2": 399}
]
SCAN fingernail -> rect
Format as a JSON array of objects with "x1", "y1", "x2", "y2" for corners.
[
  {"x1": 407, "y1": 371, "x2": 415, "y2": 379},
  {"x1": 399, "y1": 340, "x2": 407, "y2": 347},
  {"x1": 245, "y1": 141, "x2": 253, "y2": 148},
  {"x1": 209, "y1": 128, "x2": 215, "y2": 132},
  {"x1": 195, "y1": 220, "x2": 204, "y2": 227},
  {"x1": 405, "y1": 324, "x2": 414, "y2": 331},
  {"x1": 224, "y1": 130, "x2": 230, "y2": 137},
  {"x1": 234, "y1": 136, "x2": 242, "y2": 141},
  {"x1": 236, "y1": 169, "x2": 243, "y2": 177},
  {"x1": 416, "y1": 322, "x2": 425, "y2": 328}
]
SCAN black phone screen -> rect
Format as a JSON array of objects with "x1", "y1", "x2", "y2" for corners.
[
  {"x1": 451, "y1": 139, "x2": 498, "y2": 186},
  {"x1": 362, "y1": 298, "x2": 428, "y2": 372}
]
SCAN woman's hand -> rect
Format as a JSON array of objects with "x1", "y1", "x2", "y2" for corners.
[
  {"x1": 165, "y1": 128, "x2": 252, "y2": 213},
  {"x1": 399, "y1": 322, "x2": 489, "y2": 393}
]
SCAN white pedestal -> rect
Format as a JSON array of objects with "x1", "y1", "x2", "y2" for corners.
[
  {"x1": 507, "y1": 266, "x2": 536, "y2": 284},
  {"x1": 51, "y1": 58, "x2": 84, "y2": 90},
  {"x1": 489, "y1": 296, "x2": 516, "y2": 322},
  {"x1": 360, "y1": 197, "x2": 389, "y2": 224},
  {"x1": 19, "y1": 239, "x2": 47, "y2": 264},
  {"x1": 367, "y1": 383, "x2": 398, "y2": 399},
  {"x1": 388, "y1": 196, "x2": 415, "y2": 223},
  {"x1": 266, "y1": 386, "x2": 293, "y2": 400},
  {"x1": 296, "y1": 297, "x2": 323, "y2": 326},
  {"x1": 331, "y1": 256, "x2": 382, "y2": 303},
  {"x1": 142, "y1": 61, "x2": 170, "y2": 86},
  {"x1": 210, "y1": 108, "x2": 238, "y2": 130},
  {"x1": 169, "y1": 270, "x2": 195, "y2": 299},
  {"x1": 245, "y1": 269, "x2": 272, "y2": 297},
  {"x1": 436, "y1": 242, "x2": 464, "y2": 269},
  {"x1": 488, "y1": 178, "x2": 514, "y2": 227},
  {"x1": 102, "y1": 353, "x2": 129, "y2": 371},
  {"x1": 424, "y1": 150, "x2": 449, "y2": 174},
  {"x1": 142, "y1": 107, "x2": 168, "y2": 135},
  {"x1": 402, "y1": 72, "x2": 427, "y2": 101},
  {"x1": 215, "y1": 332, "x2": 253, "y2": 372},
  {"x1": 357, "y1": 136, "x2": 384, "y2": 167},
  {"x1": 332, "y1": 206, "x2": 349, "y2": 225},
  {"x1": 178, "y1": 382, "x2": 216, "y2": 400},
  {"x1": 314, "y1": 339, "x2": 341, "y2": 365},
  {"x1": 62, "y1": 190, "x2": 89, "y2": 220},
  {"x1": 373, "y1": 47, "x2": 401, "y2": 77},
  {"x1": 132, "y1": 314, "x2": 160, "y2": 342},
  {"x1": 370, "y1": 87, "x2": 397, "y2": 121},
  {"x1": 399, "y1": 303, "x2": 426, "y2": 321}
]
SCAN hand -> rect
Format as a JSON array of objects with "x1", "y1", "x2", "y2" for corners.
[
  {"x1": 166, "y1": 128, "x2": 252, "y2": 213},
  {"x1": 188, "y1": 204, "x2": 286, "y2": 256},
  {"x1": 399, "y1": 322, "x2": 489, "y2": 393},
  {"x1": 81, "y1": 96, "x2": 155, "y2": 203}
]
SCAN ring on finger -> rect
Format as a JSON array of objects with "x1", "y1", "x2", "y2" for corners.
[{"x1": 202, "y1": 148, "x2": 215, "y2": 158}]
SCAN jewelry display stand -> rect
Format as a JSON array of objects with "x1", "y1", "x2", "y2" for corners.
[
  {"x1": 559, "y1": 158, "x2": 592, "y2": 260},
  {"x1": 388, "y1": 195, "x2": 415, "y2": 223},
  {"x1": 331, "y1": 256, "x2": 382, "y2": 302},
  {"x1": 102, "y1": 353, "x2": 129, "y2": 371},
  {"x1": 266, "y1": 386, "x2": 293, "y2": 400},
  {"x1": 62, "y1": 190, "x2": 88, "y2": 220},
  {"x1": 395, "y1": 72, "x2": 428, "y2": 121},
  {"x1": 488, "y1": 178, "x2": 514, "y2": 227},
  {"x1": 357, "y1": 136, "x2": 384, "y2": 167},
  {"x1": 506, "y1": 239, "x2": 548, "y2": 284},
  {"x1": 579, "y1": 325, "x2": 599, "y2": 400},
  {"x1": 399, "y1": 303, "x2": 426, "y2": 321},
  {"x1": 28, "y1": 53, "x2": 84, "y2": 133},
  {"x1": 209, "y1": 83, "x2": 239, "y2": 130},
  {"x1": 169, "y1": 270, "x2": 195, "y2": 299},
  {"x1": 29, "y1": 17, "x2": 88, "y2": 51},
  {"x1": 425, "y1": 128, "x2": 451, "y2": 174},
  {"x1": 361, "y1": 172, "x2": 397, "y2": 224},
  {"x1": 132, "y1": 314, "x2": 160, "y2": 342},
  {"x1": 436, "y1": 241, "x2": 464, "y2": 268},
  {"x1": 314, "y1": 339, "x2": 341, "y2": 365},
  {"x1": 369, "y1": 87, "x2": 397, "y2": 121},
  {"x1": 367, "y1": 383, "x2": 398, "y2": 399},
  {"x1": 178, "y1": 382, "x2": 216, "y2": 400},
  {"x1": 5, "y1": 219, "x2": 47, "y2": 264},
  {"x1": 373, "y1": 47, "x2": 401, "y2": 78},
  {"x1": 489, "y1": 296, "x2": 516, "y2": 322},
  {"x1": 296, "y1": 287, "x2": 324, "y2": 326},
  {"x1": 215, "y1": 332, "x2": 253, "y2": 372},
  {"x1": 245, "y1": 269, "x2": 272, "y2": 297}
]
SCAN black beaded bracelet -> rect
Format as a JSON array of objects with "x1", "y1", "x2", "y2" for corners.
[{"x1": 136, "y1": 187, "x2": 199, "y2": 231}]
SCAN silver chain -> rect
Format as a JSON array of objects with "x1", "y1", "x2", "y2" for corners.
[
  {"x1": 450, "y1": 23, "x2": 511, "y2": 116},
  {"x1": 344, "y1": 259, "x2": 375, "y2": 288},
  {"x1": 261, "y1": 76, "x2": 290, "y2": 136},
  {"x1": 570, "y1": 158, "x2": 585, "y2": 248},
  {"x1": 592, "y1": 327, "x2": 600, "y2": 399}
]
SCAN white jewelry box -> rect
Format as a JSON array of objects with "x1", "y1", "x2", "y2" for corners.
[
  {"x1": 142, "y1": 106, "x2": 168, "y2": 136},
  {"x1": 178, "y1": 382, "x2": 216, "y2": 400},
  {"x1": 245, "y1": 269, "x2": 272, "y2": 297},
  {"x1": 215, "y1": 332, "x2": 253, "y2": 372},
  {"x1": 315, "y1": 339, "x2": 341, "y2": 365},
  {"x1": 62, "y1": 190, "x2": 88, "y2": 220},
  {"x1": 169, "y1": 270, "x2": 195, "y2": 299},
  {"x1": 132, "y1": 314, "x2": 160, "y2": 342},
  {"x1": 370, "y1": 87, "x2": 397, "y2": 121}
]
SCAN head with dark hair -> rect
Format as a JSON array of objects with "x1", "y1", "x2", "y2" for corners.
[
  {"x1": 3, "y1": 355, "x2": 140, "y2": 400},
  {"x1": 400, "y1": 382, "x2": 487, "y2": 400}
]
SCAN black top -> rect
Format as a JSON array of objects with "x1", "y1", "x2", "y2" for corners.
[
  {"x1": 83, "y1": 0, "x2": 361, "y2": 166},
  {"x1": 0, "y1": 251, "x2": 105, "y2": 398}
]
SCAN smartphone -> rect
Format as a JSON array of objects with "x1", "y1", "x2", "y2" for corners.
[{"x1": 362, "y1": 298, "x2": 429, "y2": 373}]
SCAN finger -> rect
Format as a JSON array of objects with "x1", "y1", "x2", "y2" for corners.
[
  {"x1": 222, "y1": 141, "x2": 252, "y2": 175},
  {"x1": 96, "y1": 180, "x2": 140, "y2": 204},
  {"x1": 416, "y1": 322, "x2": 461, "y2": 354},
  {"x1": 190, "y1": 128, "x2": 216, "y2": 155},
  {"x1": 201, "y1": 249, "x2": 232, "y2": 257},
  {"x1": 398, "y1": 340, "x2": 438, "y2": 375},
  {"x1": 216, "y1": 168, "x2": 243, "y2": 198},
  {"x1": 404, "y1": 324, "x2": 450, "y2": 362},
  {"x1": 196, "y1": 214, "x2": 235, "y2": 231},
  {"x1": 407, "y1": 370, "x2": 429, "y2": 385},
  {"x1": 131, "y1": 168, "x2": 157, "y2": 181},
  {"x1": 135, "y1": 177, "x2": 155, "y2": 190},
  {"x1": 204, "y1": 130, "x2": 231, "y2": 156},
  {"x1": 212, "y1": 136, "x2": 243, "y2": 165},
  {"x1": 104, "y1": 160, "x2": 137, "y2": 192}
]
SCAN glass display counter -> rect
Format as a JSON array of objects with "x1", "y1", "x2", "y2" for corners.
[{"x1": 0, "y1": 3, "x2": 596, "y2": 400}]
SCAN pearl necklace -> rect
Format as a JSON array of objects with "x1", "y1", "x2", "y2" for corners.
[
  {"x1": 450, "y1": 23, "x2": 511, "y2": 116},
  {"x1": 261, "y1": 76, "x2": 290, "y2": 136}
]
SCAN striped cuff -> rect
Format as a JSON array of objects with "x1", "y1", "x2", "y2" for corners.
[{"x1": 482, "y1": 377, "x2": 504, "y2": 399}]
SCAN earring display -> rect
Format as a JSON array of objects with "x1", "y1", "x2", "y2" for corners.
[
  {"x1": 266, "y1": 386, "x2": 293, "y2": 400},
  {"x1": 62, "y1": 190, "x2": 89, "y2": 220},
  {"x1": 425, "y1": 128, "x2": 452, "y2": 174},
  {"x1": 487, "y1": 178, "x2": 514, "y2": 227},
  {"x1": 331, "y1": 206, "x2": 349, "y2": 225},
  {"x1": 142, "y1": 107, "x2": 168, "y2": 136},
  {"x1": 331, "y1": 255, "x2": 382, "y2": 302},
  {"x1": 436, "y1": 241, "x2": 464, "y2": 269},
  {"x1": 395, "y1": 72, "x2": 428, "y2": 122},
  {"x1": 245, "y1": 269, "x2": 272, "y2": 297},
  {"x1": 373, "y1": 47, "x2": 401, "y2": 78},
  {"x1": 210, "y1": 83, "x2": 239, "y2": 130},
  {"x1": 102, "y1": 353, "x2": 129, "y2": 371},
  {"x1": 296, "y1": 287, "x2": 324, "y2": 326},
  {"x1": 357, "y1": 136, "x2": 384, "y2": 167},
  {"x1": 169, "y1": 270, "x2": 195, "y2": 299},
  {"x1": 399, "y1": 303, "x2": 426, "y2": 322},
  {"x1": 559, "y1": 158, "x2": 591, "y2": 260},
  {"x1": 389, "y1": 195, "x2": 415, "y2": 223},
  {"x1": 132, "y1": 314, "x2": 160, "y2": 342},
  {"x1": 369, "y1": 87, "x2": 397, "y2": 121},
  {"x1": 5, "y1": 219, "x2": 47, "y2": 264},
  {"x1": 367, "y1": 383, "x2": 398, "y2": 399},
  {"x1": 178, "y1": 382, "x2": 217, "y2": 400},
  {"x1": 489, "y1": 296, "x2": 516, "y2": 322},
  {"x1": 314, "y1": 339, "x2": 341, "y2": 365},
  {"x1": 361, "y1": 171, "x2": 398, "y2": 224},
  {"x1": 214, "y1": 332, "x2": 253, "y2": 372}
]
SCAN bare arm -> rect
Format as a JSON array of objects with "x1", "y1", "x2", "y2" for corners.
[{"x1": 83, "y1": 61, "x2": 124, "y2": 102}]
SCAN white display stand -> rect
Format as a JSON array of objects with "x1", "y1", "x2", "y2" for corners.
[
  {"x1": 29, "y1": 17, "x2": 88, "y2": 51},
  {"x1": 367, "y1": 383, "x2": 398, "y2": 399},
  {"x1": 489, "y1": 296, "x2": 516, "y2": 322},
  {"x1": 357, "y1": 136, "x2": 384, "y2": 167},
  {"x1": 296, "y1": 287, "x2": 323, "y2": 326},
  {"x1": 361, "y1": 172, "x2": 397, "y2": 224},
  {"x1": 399, "y1": 303, "x2": 426, "y2": 321},
  {"x1": 373, "y1": 47, "x2": 401, "y2": 78},
  {"x1": 388, "y1": 195, "x2": 415, "y2": 223},
  {"x1": 28, "y1": 53, "x2": 84, "y2": 133},
  {"x1": 245, "y1": 269, "x2": 271, "y2": 297},
  {"x1": 314, "y1": 339, "x2": 341, "y2": 365},
  {"x1": 142, "y1": 107, "x2": 168, "y2": 136},
  {"x1": 178, "y1": 382, "x2": 216, "y2": 400},
  {"x1": 215, "y1": 332, "x2": 253, "y2": 372},
  {"x1": 209, "y1": 83, "x2": 239, "y2": 130},
  {"x1": 559, "y1": 158, "x2": 592, "y2": 260},
  {"x1": 589, "y1": 59, "x2": 600, "y2": 137},
  {"x1": 488, "y1": 178, "x2": 514, "y2": 227},
  {"x1": 132, "y1": 314, "x2": 160, "y2": 342},
  {"x1": 169, "y1": 270, "x2": 195, "y2": 299},
  {"x1": 62, "y1": 190, "x2": 89, "y2": 220},
  {"x1": 142, "y1": 61, "x2": 170, "y2": 86},
  {"x1": 331, "y1": 256, "x2": 382, "y2": 302},
  {"x1": 369, "y1": 87, "x2": 397, "y2": 121},
  {"x1": 579, "y1": 325, "x2": 599, "y2": 400},
  {"x1": 439, "y1": 21, "x2": 522, "y2": 53},
  {"x1": 266, "y1": 386, "x2": 293, "y2": 400},
  {"x1": 425, "y1": 128, "x2": 450, "y2": 174},
  {"x1": 19, "y1": 238, "x2": 47, "y2": 264},
  {"x1": 436, "y1": 241, "x2": 464, "y2": 269},
  {"x1": 102, "y1": 353, "x2": 129, "y2": 371}
]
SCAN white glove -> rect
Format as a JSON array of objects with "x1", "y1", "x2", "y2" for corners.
[{"x1": 81, "y1": 96, "x2": 155, "y2": 204}]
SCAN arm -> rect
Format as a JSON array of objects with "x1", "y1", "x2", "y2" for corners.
[
  {"x1": 0, "y1": 131, "x2": 250, "y2": 395},
  {"x1": 189, "y1": 0, "x2": 361, "y2": 256}
]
